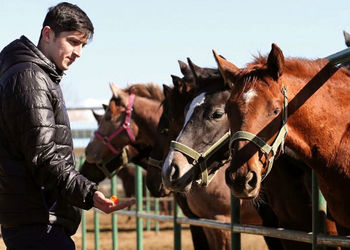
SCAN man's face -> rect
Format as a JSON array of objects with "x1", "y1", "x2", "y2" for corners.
[{"x1": 46, "y1": 30, "x2": 88, "y2": 71}]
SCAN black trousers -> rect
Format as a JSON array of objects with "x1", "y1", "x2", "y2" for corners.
[{"x1": 1, "y1": 224, "x2": 75, "y2": 250}]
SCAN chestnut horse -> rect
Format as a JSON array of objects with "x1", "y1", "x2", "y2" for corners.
[{"x1": 214, "y1": 44, "x2": 350, "y2": 234}]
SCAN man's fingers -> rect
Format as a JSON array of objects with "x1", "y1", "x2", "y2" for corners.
[{"x1": 110, "y1": 199, "x2": 136, "y2": 212}]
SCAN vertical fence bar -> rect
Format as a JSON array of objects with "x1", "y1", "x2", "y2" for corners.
[
  {"x1": 94, "y1": 210, "x2": 100, "y2": 250},
  {"x1": 312, "y1": 170, "x2": 319, "y2": 250},
  {"x1": 136, "y1": 164, "x2": 143, "y2": 250},
  {"x1": 81, "y1": 210, "x2": 87, "y2": 250},
  {"x1": 79, "y1": 158, "x2": 87, "y2": 250},
  {"x1": 146, "y1": 189, "x2": 151, "y2": 231},
  {"x1": 319, "y1": 189, "x2": 327, "y2": 250},
  {"x1": 231, "y1": 194, "x2": 241, "y2": 250},
  {"x1": 312, "y1": 170, "x2": 327, "y2": 250},
  {"x1": 174, "y1": 197, "x2": 181, "y2": 250},
  {"x1": 111, "y1": 175, "x2": 118, "y2": 250},
  {"x1": 155, "y1": 198, "x2": 160, "y2": 233}
]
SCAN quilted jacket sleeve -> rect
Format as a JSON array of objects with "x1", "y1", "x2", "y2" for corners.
[{"x1": 4, "y1": 67, "x2": 97, "y2": 210}]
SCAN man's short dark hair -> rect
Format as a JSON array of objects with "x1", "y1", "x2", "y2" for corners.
[{"x1": 40, "y1": 2, "x2": 94, "y2": 41}]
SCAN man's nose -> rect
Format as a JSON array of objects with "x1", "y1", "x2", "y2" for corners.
[{"x1": 73, "y1": 45, "x2": 82, "y2": 57}]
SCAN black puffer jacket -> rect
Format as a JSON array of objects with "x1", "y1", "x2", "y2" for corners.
[{"x1": 0, "y1": 36, "x2": 98, "y2": 235}]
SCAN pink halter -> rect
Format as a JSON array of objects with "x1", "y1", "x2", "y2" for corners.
[{"x1": 94, "y1": 94, "x2": 136, "y2": 154}]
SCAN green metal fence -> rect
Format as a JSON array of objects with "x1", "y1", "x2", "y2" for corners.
[{"x1": 79, "y1": 164, "x2": 350, "y2": 250}]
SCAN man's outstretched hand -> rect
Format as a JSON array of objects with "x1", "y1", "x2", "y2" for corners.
[{"x1": 93, "y1": 191, "x2": 136, "y2": 214}]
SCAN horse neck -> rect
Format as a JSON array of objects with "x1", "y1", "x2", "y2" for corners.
[
  {"x1": 132, "y1": 96, "x2": 163, "y2": 146},
  {"x1": 282, "y1": 65, "x2": 350, "y2": 175}
]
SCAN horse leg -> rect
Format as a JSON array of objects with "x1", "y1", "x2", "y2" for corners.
[
  {"x1": 202, "y1": 227, "x2": 230, "y2": 250},
  {"x1": 189, "y1": 225, "x2": 209, "y2": 250}
]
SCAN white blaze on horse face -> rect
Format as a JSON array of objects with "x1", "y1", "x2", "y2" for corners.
[
  {"x1": 242, "y1": 89, "x2": 257, "y2": 104},
  {"x1": 162, "y1": 92, "x2": 207, "y2": 179}
]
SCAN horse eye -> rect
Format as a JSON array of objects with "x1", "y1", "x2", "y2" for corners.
[
  {"x1": 211, "y1": 110, "x2": 224, "y2": 119},
  {"x1": 159, "y1": 128, "x2": 169, "y2": 135},
  {"x1": 273, "y1": 108, "x2": 280, "y2": 115}
]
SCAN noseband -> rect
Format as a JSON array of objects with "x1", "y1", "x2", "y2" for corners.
[
  {"x1": 94, "y1": 94, "x2": 136, "y2": 154},
  {"x1": 229, "y1": 85, "x2": 288, "y2": 181},
  {"x1": 170, "y1": 131, "x2": 231, "y2": 186},
  {"x1": 96, "y1": 146, "x2": 129, "y2": 179}
]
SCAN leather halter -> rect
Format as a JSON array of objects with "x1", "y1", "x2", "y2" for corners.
[
  {"x1": 96, "y1": 146, "x2": 129, "y2": 179},
  {"x1": 229, "y1": 85, "x2": 288, "y2": 181},
  {"x1": 94, "y1": 94, "x2": 136, "y2": 155},
  {"x1": 170, "y1": 131, "x2": 231, "y2": 186}
]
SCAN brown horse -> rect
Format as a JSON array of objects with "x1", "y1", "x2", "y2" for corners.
[
  {"x1": 146, "y1": 61, "x2": 212, "y2": 250},
  {"x1": 214, "y1": 44, "x2": 350, "y2": 233}
]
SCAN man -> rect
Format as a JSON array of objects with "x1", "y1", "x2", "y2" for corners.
[{"x1": 0, "y1": 2, "x2": 134, "y2": 249}]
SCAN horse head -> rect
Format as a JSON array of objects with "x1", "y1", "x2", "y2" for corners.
[
  {"x1": 85, "y1": 83, "x2": 163, "y2": 165},
  {"x1": 162, "y1": 59, "x2": 231, "y2": 193},
  {"x1": 214, "y1": 44, "x2": 288, "y2": 199}
]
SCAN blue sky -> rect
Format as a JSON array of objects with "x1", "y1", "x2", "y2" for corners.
[{"x1": 1, "y1": 0, "x2": 350, "y2": 107}]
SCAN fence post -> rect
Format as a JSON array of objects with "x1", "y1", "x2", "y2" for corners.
[
  {"x1": 146, "y1": 189, "x2": 151, "y2": 231},
  {"x1": 81, "y1": 210, "x2": 87, "y2": 250},
  {"x1": 155, "y1": 198, "x2": 160, "y2": 233},
  {"x1": 135, "y1": 164, "x2": 143, "y2": 250},
  {"x1": 174, "y1": 197, "x2": 181, "y2": 250},
  {"x1": 312, "y1": 170, "x2": 327, "y2": 250},
  {"x1": 79, "y1": 158, "x2": 87, "y2": 250},
  {"x1": 111, "y1": 175, "x2": 118, "y2": 250},
  {"x1": 94, "y1": 209, "x2": 100, "y2": 250},
  {"x1": 231, "y1": 194, "x2": 241, "y2": 250}
]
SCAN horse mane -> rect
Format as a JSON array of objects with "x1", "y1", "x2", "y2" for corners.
[
  {"x1": 124, "y1": 83, "x2": 164, "y2": 102},
  {"x1": 238, "y1": 54, "x2": 350, "y2": 86}
]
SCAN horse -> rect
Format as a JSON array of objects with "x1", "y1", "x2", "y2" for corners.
[
  {"x1": 214, "y1": 44, "x2": 350, "y2": 236},
  {"x1": 146, "y1": 61, "x2": 212, "y2": 250}
]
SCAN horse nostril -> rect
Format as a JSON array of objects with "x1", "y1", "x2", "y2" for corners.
[
  {"x1": 246, "y1": 171, "x2": 257, "y2": 189},
  {"x1": 170, "y1": 162, "x2": 180, "y2": 181},
  {"x1": 225, "y1": 169, "x2": 237, "y2": 185}
]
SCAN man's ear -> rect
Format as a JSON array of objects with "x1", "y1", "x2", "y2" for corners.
[{"x1": 41, "y1": 26, "x2": 54, "y2": 43}]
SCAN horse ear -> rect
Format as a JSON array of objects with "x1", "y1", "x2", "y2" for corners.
[
  {"x1": 187, "y1": 58, "x2": 201, "y2": 80},
  {"x1": 178, "y1": 60, "x2": 193, "y2": 79},
  {"x1": 171, "y1": 75, "x2": 184, "y2": 92},
  {"x1": 102, "y1": 104, "x2": 108, "y2": 110},
  {"x1": 267, "y1": 43, "x2": 284, "y2": 80},
  {"x1": 163, "y1": 84, "x2": 172, "y2": 99},
  {"x1": 91, "y1": 109, "x2": 103, "y2": 124},
  {"x1": 110, "y1": 82, "x2": 120, "y2": 98},
  {"x1": 213, "y1": 49, "x2": 238, "y2": 89},
  {"x1": 343, "y1": 30, "x2": 350, "y2": 47},
  {"x1": 109, "y1": 82, "x2": 129, "y2": 107}
]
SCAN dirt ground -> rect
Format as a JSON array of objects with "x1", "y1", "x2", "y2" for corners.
[{"x1": 0, "y1": 209, "x2": 268, "y2": 250}]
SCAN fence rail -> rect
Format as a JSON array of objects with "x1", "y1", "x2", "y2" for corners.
[{"x1": 81, "y1": 165, "x2": 350, "y2": 250}]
